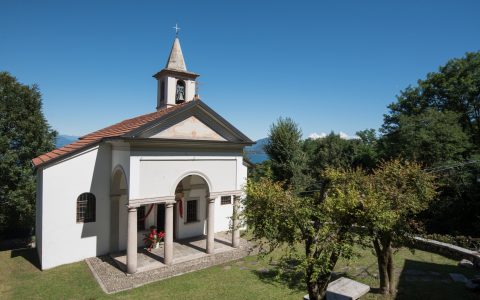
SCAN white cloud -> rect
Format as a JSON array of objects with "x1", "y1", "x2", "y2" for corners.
[
  {"x1": 307, "y1": 131, "x2": 359, "y2": 140},
  {"x1": 339, "y1": 131, "x2": 360, "y2": 140},
  {"x1": 308, "y1": 132, "x2": 327, "y2": 140}
]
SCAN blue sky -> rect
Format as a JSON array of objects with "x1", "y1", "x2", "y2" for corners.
[{"x1": 1, "y1": 1, "x2": 479, "y2": 140}]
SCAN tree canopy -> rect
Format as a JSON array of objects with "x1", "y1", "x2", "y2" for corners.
[
  {"x1": 0, "y1": 72, "x2": 56, "y2": 237},
  {"x1": 380, "y1": 51, "x2": 480, "y2": 235},
  {"x1": 382, "y1": 51, "x2": 480, "y2": 152}
]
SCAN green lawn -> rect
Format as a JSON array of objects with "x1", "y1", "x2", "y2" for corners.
[{"x1": 1, "y1": 245, "x2": 478, "y2": 299}]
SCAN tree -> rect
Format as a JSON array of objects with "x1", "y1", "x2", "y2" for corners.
[
  {"x1": 244, "y1": 175, "x2": 362, "y2": 300},
  {"x1": 381, "y1": 109, "x2": 471, "y2": 166},
  {"x1": 383, "y1": 51, "x2": 480, "y2": 148},
  {"x1": 381, "y1": 52, "x2": 480, "y2": 236},
  {"x1": 327, "y1": 160, "x2": 436, "y2": 295},
  {"x1": 303, "y1": 131, "x2": 379, "y2": 176},
  {"x1": 362, "y1": 160, "x2": 436, "y2": 294},
  {"x1": 354, "y1": 129, "x2": 379, "y2": 171},
  {"x1": 264, "y1": 117, "x2": 310, "y2": 191},
  {"x1": 247, "y1": 119, "x2": 364, "y2": 299},
  {"x1": 0, "y1": 72, "x2": 56, "y2": 237}
]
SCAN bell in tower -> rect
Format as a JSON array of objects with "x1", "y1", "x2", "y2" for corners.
[{"x1": 175, "y1": 80, "x2": 186, "y2": 103}]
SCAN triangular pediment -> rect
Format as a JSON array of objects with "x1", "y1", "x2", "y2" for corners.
[
  {"x1": 148, "y1": 116, "x2": 227, "y2": 141},
  {"x1": 125, "y1": 100, "x2": 253, "y2": 144}
]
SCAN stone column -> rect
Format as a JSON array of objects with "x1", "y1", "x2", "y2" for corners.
[
  {"x1": 164, "y1": 202, "x2": 174, "y2": 265},
  {"x1": 232, "y1": 195, "x2": 240, "y2": 248},
  {"x1": 126, "y1": 206, "x2": 137, "y2": 274},
  {"x1": 206, "y1": 197, "x2": 215, "y2": 254}
]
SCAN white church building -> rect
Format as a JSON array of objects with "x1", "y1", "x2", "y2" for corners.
[{"x1": 32, "y1": 36, "x2": 253, "y2": 273}]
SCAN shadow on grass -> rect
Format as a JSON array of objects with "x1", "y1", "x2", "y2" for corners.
[
  {"x1": 252, "y1": 258, "x2": 305, "y2": 292},
  {"x1": 10, "y1": 247, "x2": 41, "y2": 270},
  {"x1": 0, "y1": 237, "x2": 31, "y2": 251},
  {"x1": 395, "y1": 259, "x2": 480, "y2": 300},
  {"x1": 251, "y1": 258, "x2": 349, "y2": 293}
]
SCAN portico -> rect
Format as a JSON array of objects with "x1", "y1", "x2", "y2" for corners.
[
  {"x1": 111, "y1": 231, "x2": 241, "y2": 274},
  {"x1": 124, "y1": 186, "x2": 242, "y2": 274}
]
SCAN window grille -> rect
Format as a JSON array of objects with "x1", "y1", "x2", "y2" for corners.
[
  {"x1": 186, "y1": 200, "x2": 198, "y2": 223},
  {"x1": 221, "y1": 195, "x2": 232, "y2": 205},
  {"x1": 137, "y1": 206, "x2": 146, "y2": 231},
  {"x1": 76, "y1": 193, "x2": 96, "y2": 223}
]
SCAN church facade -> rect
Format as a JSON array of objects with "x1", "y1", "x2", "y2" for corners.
[{"x1": 32, "y1": 37, "x2": 253, "y2": 273}]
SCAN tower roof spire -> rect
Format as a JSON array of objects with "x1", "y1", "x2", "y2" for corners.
[{"x1": 165, "y1": 36, "x2": 187, "y2": 71}]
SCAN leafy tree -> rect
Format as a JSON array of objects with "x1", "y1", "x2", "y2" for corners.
[
  {"x1": 353, "y1": 129, "x2": 379, "y2": 171},
  {"x1": 264, "y1": 117, "x2": 310, "y2": 191},
  {"x1": 306, "y1": 133, "x2": 357, "y2": 175},
  {"x1": 363, "y1": 160, "x2": 436, "y2": 294},
  {"x1": 381, "y1": 109, "x2": 471, "y2": 166},
  {"x1": 244, "y1": 175, "x2": 362, "y2": 300},
  {"x1": 0, "y1": 72, "x2": 56, "y2": 237},
  {"x1": 249, "y1": 120, "x2": 369, "y2": 299},
  {"x1": 327, "y1": 160, "x2": 436, "y2": 295},
  {"x1": 304, "y1": 131, "x2": 379, "y2": 176},
  {"x1": 383, "y1": 51, "x2": 480, "y2": 148},
  {"x1": 381, "y1": 52, "x2": 480, "y2": 236},
  {"x1": 248, "y1": 159, "x2": 274, "y2": 182}
]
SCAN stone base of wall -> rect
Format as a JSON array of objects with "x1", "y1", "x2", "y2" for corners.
[{"x1": 411, "y1": 236, "x2": 480, "y2": 268}]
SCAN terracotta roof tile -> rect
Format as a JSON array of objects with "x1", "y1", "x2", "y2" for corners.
[{"x1": 32, "y1": 102, "x2": 190, "y2": 167}]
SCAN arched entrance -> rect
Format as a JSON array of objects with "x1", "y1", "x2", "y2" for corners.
[
  {"x1": 110, "y1": 167, "x2": 128, "y2": 252},
  {"x1": 173, "y1": 175, "x2": 210, "y2": 240}
]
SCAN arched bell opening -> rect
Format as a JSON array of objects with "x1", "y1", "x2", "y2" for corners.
[{"x1": 175, "y1": 80, "x2": 186, "y2": 104}]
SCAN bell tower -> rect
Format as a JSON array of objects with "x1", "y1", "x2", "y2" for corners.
[{"x1": 154, "y1": 35, "x2": 199, "y2": 109}]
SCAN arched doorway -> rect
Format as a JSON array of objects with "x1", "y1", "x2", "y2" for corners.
[
  {"x1": 110, "y1": 167, "x2": 128, "y2": 252},
  {"x1": 173, "y1": 175, "x2": 210, "y2": 240}
]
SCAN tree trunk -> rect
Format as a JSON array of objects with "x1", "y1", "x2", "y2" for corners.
[
  {"x1": 305, "y1": 237, "x2": 321, "y2": 300},
  {"x1": 305, "y1": 243, "x2": 341, "y2": 300},
  {"x1": 307, "y1": 280, "x2": 321, "y2": 300},
  {"x1": 387, "y1": 246, "x2": 395, "y2": 294},
  {"x1": 306, "y1": 262, "x2": 322, "y2": 300},
  {"x1": 373, "y1": 238, "x2": 391, "y2": 294}
]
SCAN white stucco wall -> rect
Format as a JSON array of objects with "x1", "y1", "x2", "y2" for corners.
[
  {"x1": 35, "y1": 169, "x2": 43, "y2": 265},
  {"x1": 111, "y1": 144, "x2": 130, "y2": 251},
  {"x1": 177, "y1": 187, "x2": 208, "y2": 239},
  {"x1": 133, "y1": 152, "x2": 245, "y2": 237},
  {"x1": 39, "y1": 144, "x2": 111, "y2": 270},
  {"x1": 136, "y1": 157, "x2": 238, "y2": 198},
  {"x1": 37, "y1": 143, "x2": 248, "y2": 269},
  {"x1": 214, "y1": 195, "x2": 232, "y2": 232}
]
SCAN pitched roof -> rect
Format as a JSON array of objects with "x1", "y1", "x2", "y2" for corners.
[
  {"x1": 165, "y1": 37, "x2": 187, "y2": 71},
  {"x1": 32, "y1": 101, "x2": 190, "y2": 167}
]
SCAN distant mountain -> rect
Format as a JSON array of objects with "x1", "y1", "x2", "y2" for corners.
[
  {"x1": 245, "y1": 138, "x2": 268, "y2": 154},
  {"x1": 245, "y1": 138, "x2": 269, "y2": 164},
  {"x1": 56, "y1": 135, "x2": 79, "y2": 148}
]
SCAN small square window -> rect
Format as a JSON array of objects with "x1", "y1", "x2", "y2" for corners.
[
  {"x1": 186, "y1": 200, "x2": 198, "y2": 223},
  {"x1": 221, "y1": 195, "x2": 232, "y2": 205}
]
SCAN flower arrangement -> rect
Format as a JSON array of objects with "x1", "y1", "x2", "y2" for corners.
[{"x1": 143, "y1": 226, "x2": 165, "y2": 251}]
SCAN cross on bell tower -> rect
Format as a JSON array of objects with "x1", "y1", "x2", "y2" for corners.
[
  {"x1": 153, "y1": 26, "x2": 200, "y2": 110},
  {"x1": 173, "y1": 23, "x2": 180, "y2": 36}
]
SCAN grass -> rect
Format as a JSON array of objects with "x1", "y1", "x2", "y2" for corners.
[{"x1": 0, "y1": 245, "x2": 479, "y2": 299}]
